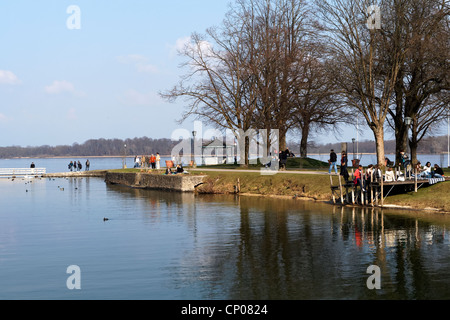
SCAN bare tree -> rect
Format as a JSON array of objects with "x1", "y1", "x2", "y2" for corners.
[
  {"x1": 290, "y1": 42, "x2": 349, "y2": 158},
  {"x1": 387, "y1": 0, "x2": 450, "y2": 164},
  {"x1": 315, "y1": 0, "x2": 404, "y2": 166},
  {"x1": 407, "y1": 91, "x2": 450, "y2": 161},
  {"x1": 160, "y1": 9, "x2": 261, "y2": 165},
  {"x1": 239, "y1": 0, "x2": 313, "y2": 151},
  {"x1": 162, "y1": 0, "x2": 360, "y2": 163}
]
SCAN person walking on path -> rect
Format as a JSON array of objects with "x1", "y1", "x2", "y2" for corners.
[
  {"x1": 85, "y1": 159, "x2": 90, "y2": 171},
  {"x1": 279, "y1": 150, "x2": 288, "y2": 170},
  {"x1": 329, "y1": 149, "x2": 338, "y2": 174}
]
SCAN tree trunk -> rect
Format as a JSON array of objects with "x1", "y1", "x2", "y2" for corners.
[
  {"x1": 241, "y1": 136, "x2": 249, "y2": 167},
  {"x1": 279, "y1": 128, "x2": 287, "y2": 152},
  {"x1": 300, "y1": 122, "x2": 310, "y2": 158},
  {"x1": 373, "y1": 127, "x2": 386, "y2": 167},
  {"x1": 393, "y1": 81, "x2": 408, "y2": 166},
  {"x1": 395, "y1": 125, "x2": 408, "y2": 166},
  {"x1": 237, "y1": 134, "x2": 250, "y2": 168},
  {"x1": 409, "y1": 119, "x2": 419, "y2": 165}
]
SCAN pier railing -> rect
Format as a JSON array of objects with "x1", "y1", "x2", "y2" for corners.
[
  {"x1": 329, "y1": 166, "x2": 447, "y2": 207},
  {"x1": 0, "y1": 168, "x2": 46, "y2": 177}
]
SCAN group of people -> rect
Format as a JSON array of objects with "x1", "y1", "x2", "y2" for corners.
[
  {"x1": 353, "y1": 164, "x2": 384, "y2": 191},
  {"x1": 336, "y1": 147, "x2": 445, "y2": 188},
  {"x1": 397, "y1": 151, "x2": 445, "y2": 179},
  {"x1": 134, "y1": 153, "x2": 161, "y2": 169},
  {"x1": 265, "y1": 148, "x2": 295, "y2": 170},
  {"x1": 414, "y1": 161, "x2": 445, "y2": 179},
  {"x1": 165, "y1": 164, "x2": 186, "y2": 175},
  {"x1": 336, "y1": 152, "x2": 382, "y2": 192},
  {"x1": 68, "y1": 159, "x2": 90, "y2": 171}
]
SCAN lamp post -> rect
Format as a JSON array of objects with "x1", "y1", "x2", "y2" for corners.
[
  {"x1": 192, "y1": 130, "x2": 197, "y2": 167},
  {"x1": 405, "y1": 116, "x2": 412, "y2": 158},
  {"x1": 122, "y1": 144, "x2": 127, "y2": 169},
  {"x1": 404, "y1": 117, "x2": 413, "y2": 179},
  {"x1": 352, "y1": 138, "x2": 355, "y2": 160},
  {"x1": 234, "y1": 139, "x2": 237, "y2": 165}
]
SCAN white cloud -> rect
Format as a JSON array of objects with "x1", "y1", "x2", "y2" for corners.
[
  {"x1": 0, "y1": 70, "x2": 21, "y2": 85},
  {"x1": 44, "y1": 80, "x2": 85, "y2": 96},
  {"x1": 45, "y1": 80, "x2": 75, "y2": 94},
  {"x1": 117, "y1": 54, "x2": 158, "y2": 74},
  {"x1": 169, "y1": 36, "x2": 191, "y2": 57},
  {"x1": 169, "y1": 36, "x2": 214, "y2": 57},
  {"x1": 0, "y1": 113, "x2": 8, "y2": 122}
]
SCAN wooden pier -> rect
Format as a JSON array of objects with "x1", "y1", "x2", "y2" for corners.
[
  {"x1": 330, "y1": 168, "x2": 448, "y2": 207},
  {"x1": 0, "y1": 168, "x2": 46, "y2": 177}
]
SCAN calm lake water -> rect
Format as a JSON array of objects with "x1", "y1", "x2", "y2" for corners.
[
  {"x1": 0, "y1": 153, "x2": 448, "y2": 173},
  {"x1": 0, "y1": 174, "x2": 449, "y2": 300}
]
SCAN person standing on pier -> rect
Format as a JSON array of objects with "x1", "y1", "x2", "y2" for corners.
[
  {"x1": 399, "y1": 150, "x2": 410, "y2": 169},
  {"x1": 354, "y1": 165, "x2": 365, "y2": 192},
  {"x1": 329, "y1": 149, "x2": 338, "y2": 174},
  {"x1": 340, "y1": 151, "x2": 349, "y2": 182},
  {"x1": 85, "y1": 159, "x2": 90, "y2": 171}
]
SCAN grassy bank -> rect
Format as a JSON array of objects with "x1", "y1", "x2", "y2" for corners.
[
  {"x1": 199, "y1": 157, "x2": 329, "y2": 171},
  {"x1": 384, "y1": 181, "x2": 450, "y2": 212},
  {"x1": 195, "y1": 171, "x2": 332, "y2": 201}
]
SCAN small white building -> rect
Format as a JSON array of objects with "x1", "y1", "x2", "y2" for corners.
[{"x1": 202, "y1": 139, "x2": 234, "y2": 165}]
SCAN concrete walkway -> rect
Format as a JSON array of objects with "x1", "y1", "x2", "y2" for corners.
[
  {"x1": 188, "y1": 168, "x2": 331, "y2": 175},
  {"x1": 43, "y1": 170, "x2": 108, "y2": 178}
]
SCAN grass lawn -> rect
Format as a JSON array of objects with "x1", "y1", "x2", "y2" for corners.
[
  {"x1": 199, "y1": 157, "x2": 329, "y2": 171},
  {"x1": 384, "y1": 180, "x2": 450, "y2": 212}
]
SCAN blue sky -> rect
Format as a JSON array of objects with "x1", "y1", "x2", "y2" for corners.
[
  {"x1": 0, "y1": 0, "x2": 373, "y2": 148},
  {"x1": 0, "y1": 1, "x2": 231, "y2": 146}
]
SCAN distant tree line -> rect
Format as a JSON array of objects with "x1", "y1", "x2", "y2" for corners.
[
  {"x1": 0, "y1": 137, "x2": 179, "y2": 158},
  {"x1": 0, "y1": 134, "x2": 447, "y2": 159}
]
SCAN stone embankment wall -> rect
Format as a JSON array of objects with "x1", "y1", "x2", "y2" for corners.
[
  {"x1": 105, "y1": 172, "x2": 206, "y2": 192},
  {"x1": 44, "y1": 170, "x2": 108, "y2": 178}
]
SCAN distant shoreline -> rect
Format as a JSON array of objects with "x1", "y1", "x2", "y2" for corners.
[
  {"x1": 0, "y1": 155, "x2": 174, "y2": 159},
  {"x1": 1, "y1": 152, "x2": 447, "y2": 160}
]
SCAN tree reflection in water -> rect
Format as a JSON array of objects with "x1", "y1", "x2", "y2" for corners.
[{"x1": 107, "y1": 185, "x2": 450, "y2": 299}]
